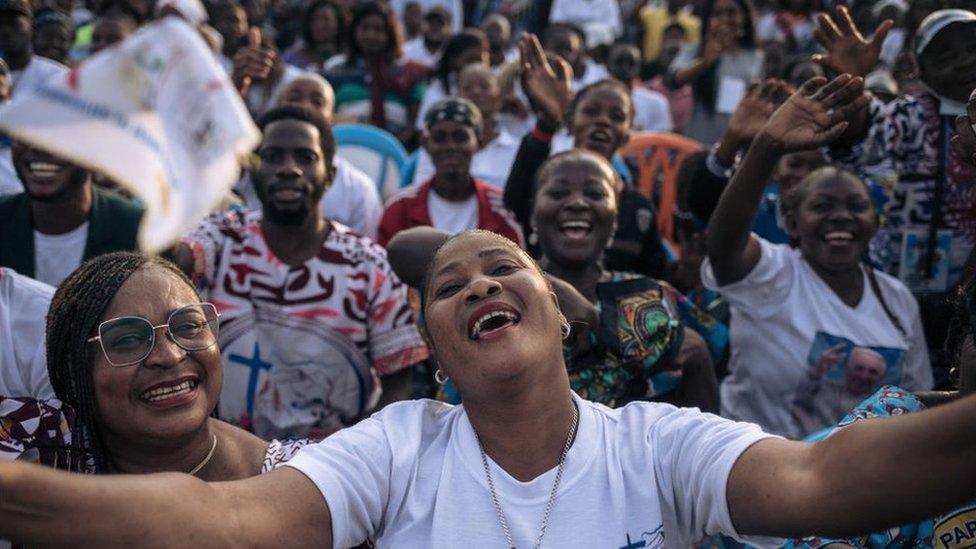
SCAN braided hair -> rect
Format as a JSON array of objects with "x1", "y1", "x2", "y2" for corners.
[{"x1": 46, "y1": 252, "x2": 198, "y2": 473}]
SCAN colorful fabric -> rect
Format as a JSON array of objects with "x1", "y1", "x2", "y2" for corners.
[
  {"x1": 378, "y1": 177, "x2": 524, "y2": 247},
  {"x1": 183, "y1": 210, "x2": 429, "y2": 439},
  {"x1": 827, "y1": 92, "x2": 976, "y2": 293}
]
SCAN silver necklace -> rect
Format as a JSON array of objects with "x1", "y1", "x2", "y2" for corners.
[{"x1": 476, "y1": 402, "x2": 580, "y2": 549}]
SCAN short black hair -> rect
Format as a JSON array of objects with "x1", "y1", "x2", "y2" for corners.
[
  {"x1": 257, "y1": 105, "x2": 336, "y2": 163},
  {"x1": 347, "y1": 0, "x2": 404, "y2": 62}
]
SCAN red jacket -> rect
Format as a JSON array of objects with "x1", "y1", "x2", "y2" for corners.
[{"x1": 378, "y1": 178, "x2": 525, "y2": 248}]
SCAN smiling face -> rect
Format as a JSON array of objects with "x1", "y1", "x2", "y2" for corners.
[
  {"x1": 918, "y1": 23, "x2": 976, "y2": 103},
  {"x1": 787, "y1": 169, "x2": 877, "y2": 275},
  {"x1": 532, "y1": 154, "x2": 618, "y2": 270},
  {"x1": 423, "y1": 118, "x2": 479, "y2": 182},
  {"x1": 844, "y1": 347, "x2": 887, "y2": 396},
  {"x1": 252, "y1": 118, "x2": 333, "y2": 226},
  {"x1": 91, "y1": 265, "x2": 222, "y2": 444},
  {"x1": 423, "y1": 232, "x2": 563, "y2": 395},
  {"x1": 570, "y1": 84, "x2": 633, "y2": 160},
  {"x1": 12, "y1": 141, "x2": 89, "y2": 202}
]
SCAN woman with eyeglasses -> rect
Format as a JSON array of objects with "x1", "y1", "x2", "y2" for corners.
[{"x1": 4, "y1": 251, "x2": 308, "y2": 477}]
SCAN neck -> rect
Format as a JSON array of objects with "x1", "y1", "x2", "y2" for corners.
[
  {"x1": 542, "y1": 258, "x2": 604, "y2": 302},
  {"x1": 7, "y1": 51, "x2": 30, "y2": 71},
  {"x1": 105, "y1": 419, "x2": 216, "y2": 476},
  {"x1": 261, "y1": 211, "x2": 329, "y2": 266},
  {"x1": 464, "y1": 369, "x2": 577, "y2": 481},
  {"x1": 431, "y1": 173, "x2": 476, "y2": 201},
  {"x1": 31, "y1": 181, "x2": 93, "y2": 235},
  {"x1": 807, "y1": 260, "x2": 864, "y2": 307}
]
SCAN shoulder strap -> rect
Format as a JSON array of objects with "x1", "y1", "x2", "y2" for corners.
[{"x1": 865, "y1": 265, "x2": 908, "y2": 339}]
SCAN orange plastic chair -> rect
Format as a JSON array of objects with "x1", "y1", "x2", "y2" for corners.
[{"x1": 618, "y1": 132, "x2": 703, "y2": 250}]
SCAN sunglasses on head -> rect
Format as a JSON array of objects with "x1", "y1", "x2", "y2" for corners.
[{"x1": 87, "y1": 303, "x2": 220, "y2": 367}]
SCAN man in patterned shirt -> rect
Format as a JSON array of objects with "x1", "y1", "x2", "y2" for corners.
[{"x1": 170, "y1": 106, "x2": 429, "y2": 440}]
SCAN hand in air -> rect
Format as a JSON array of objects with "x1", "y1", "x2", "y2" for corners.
[
  {"x1": 758, "y1": 74, "x2": 869, "y2": 154},
  {"x1": 519, "y1": 32, "x2": 573, "y2": 126},
  {"x1": 233, "y1": 27, "x2": 274, "y2": 95},
  {"x1": 951, "y1": 90, "x2": 976, "y2": 168},
  {"x1": 703, "y1": 19, "x2": 737, "y2": 63},
  {"x1": 725, "y1": 79, "x2": 795, "y2": 147},
  {"x1": 812, "y1": 5, "x2": 892, "y2": 78}
]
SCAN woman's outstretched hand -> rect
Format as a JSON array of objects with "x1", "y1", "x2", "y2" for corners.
[
  {"x1": 812, "y1": 5, "x2": 891, "y2": 78},
  {"x1": 519, "y1": 32, "x2": 573, "y2": 127},
  {"x1": 757, "y1": 74, "x2": 869, "y2": 154}
]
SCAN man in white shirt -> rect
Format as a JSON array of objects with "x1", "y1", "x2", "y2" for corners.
[
  {"x1": 389, "y1": 0, "x2": 462, "y2": 33},
  {"x1": 0, "y1": 267, "x2": 55, "y2": 399},
  {"x1": 606, "y1": 42, "x2": 674, "y2": 132},
  {"x1": 403, "y1": 6, "x2": 449, "y2": 69},
  {"x1": 0, "y1": 0, "x2": 67, "y2": 196}
]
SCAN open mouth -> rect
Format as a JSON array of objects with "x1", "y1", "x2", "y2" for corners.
[
  {"x1": 271, "y1": 186, "x2": 304, "y2": 201},
  {"x1": 139, "y1": 379, "x2": 199, "y2": 403},
  {"x1": 468, "y1": 306, "x2": 521, "y2": 341},
  {"x1": 824, "y1": 231, "x2": 854, "y2": 245},
  {"x1": 27, "y1": 161, "x2": 65, "y2": 179},
  {"x1": 559, "y1": 220, "x2": 593, "y2": 240},
  {"x1": 586, "y1": 128, "x2": 613, "y2": 144}
]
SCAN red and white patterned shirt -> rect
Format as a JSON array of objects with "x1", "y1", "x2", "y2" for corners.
[{"x1": 183, "y1": 210, "x2": 429, "y2": 439}]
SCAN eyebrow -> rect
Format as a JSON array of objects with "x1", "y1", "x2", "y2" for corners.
[{"x1": 431, "y1": 247, "x2": 514, "y2": 280}]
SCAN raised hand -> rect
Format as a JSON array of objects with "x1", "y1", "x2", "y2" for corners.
[
  {"x1": 233, "y1": 27, "x2": 274, "y2": 96},
  {"x1": 951, "y1": 90, "x2": 976, "y2": 168},
  {"x1": 519, "y1": 32, "x2": 573, "y2": 126},
  {"x1": 812, "y1": 5, "x2": 892, "y2": 78},
  {"x1": 725, "y1": 79, "x2": 795, "y2": 147},
  {"x1": 703, "y1": 19, "x2": 736, "y2": 63},
  {"x1": 758, "y1": 74, "x2": 869, "y2": 154}
]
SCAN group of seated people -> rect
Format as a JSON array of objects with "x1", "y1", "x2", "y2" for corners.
[{"x1": 3, "y1": 0, "x2": 976, "y2": 546}]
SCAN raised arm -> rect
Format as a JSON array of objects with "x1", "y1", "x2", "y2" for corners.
[
  {"x1": 706, "y1": 76, "x2": 867, "y2": 285},
  {"x1": 0, "y1": 462, "x2": 332, "y2": 548},
  {"x1": 669, "y1": 19, "x2": 732, "y2": 88},
  {"x1": 728, "y1": 391, "x2": 976, "y2": 538}
]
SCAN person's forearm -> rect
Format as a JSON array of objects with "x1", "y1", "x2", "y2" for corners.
[
  {"x1": 0, "y1": 462, "x2": 238, "y2": 547},
  {"x1": 705, "y1": 133, "x2": 780, "y2": 284},
  {"x1": 671, "y1": 56, "x2": 716, "y2": 88},
  {"x1": 803, "y1": 393, "x2": 976, "y2": 536}
]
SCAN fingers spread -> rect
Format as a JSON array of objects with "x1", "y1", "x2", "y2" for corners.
[
  {"x1": 812, "y1": 73, "x2": 853, "y2": 101},
  {"x1": 870, "y1": 19, "x2": 894, "y2": 51},
  {"x1": 835, "y1": 5, "x2": 861, "y2": 39},
  {"x1": 816, "y1": 13, "x2": 842, "y2": 43},
  {"x1": 798, "y1": 76, "x2": 828, "y2": 97}
]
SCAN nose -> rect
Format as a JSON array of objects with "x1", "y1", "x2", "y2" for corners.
[
  {"x1": 564, "y1": 194, "x2": 589, "y2": 211},
  {"x1": 463, "y1": 275, "x2": 502, "y2": 304},
  {"x1": 275, "y1": 159, "x2": 302, "y2": 179},
  {"x1": 143, "y1": 329, "x2": 185, "y2": 370}
]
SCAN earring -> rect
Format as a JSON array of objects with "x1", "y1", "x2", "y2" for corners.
[
  {"x1": 434, "y1": 369, "x2": 449, "y2": 385},
  {"x1": 529, "y1": 232, "x2": 538, "y2": 246},
  {"x1": 558, "y1": 315, "x2": 571, "y2": 339}
]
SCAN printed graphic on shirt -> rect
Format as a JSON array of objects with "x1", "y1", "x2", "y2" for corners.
[
  {"x1": 933, "y1": 505, "x2": 976, "y2": 549},
  {"x1": 792, "y1": 332, "x2": 906, "y2": 414},
  {"x1": 618, "y1": 524, "x2": 665, "y2": 549}
]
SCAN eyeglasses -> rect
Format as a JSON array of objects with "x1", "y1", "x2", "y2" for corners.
[{"x1": 87, "y1": 303, "x2": 220, "y2": 367}]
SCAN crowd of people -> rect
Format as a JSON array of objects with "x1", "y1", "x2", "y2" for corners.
[{"x1": 2, "y1": 0, "x2": 976, "y2": 546}]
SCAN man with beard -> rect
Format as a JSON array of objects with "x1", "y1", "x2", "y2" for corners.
[
  {"x1": 169, "y1": 106, "x2": 429, "y2": 440},
  {"x1": 0, "y1": 143, "x2": 143, "y2": 286},
  {"x1": 378, "y1": 97, "x2": 524, "y2": 246}
]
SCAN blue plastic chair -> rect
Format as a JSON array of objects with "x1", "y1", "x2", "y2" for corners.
[
  {"x1": 333, "y1": 124, "x2": 409, "y2": 200},
  {"x1": 399, "y1": 150, "x2": 421, "y2": 189}
]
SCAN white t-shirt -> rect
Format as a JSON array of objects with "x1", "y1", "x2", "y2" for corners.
[
  {"x1": 10, "y1": 56, "x2": 67, "y2": 98},
  {"x1": 574, "y1": 58, "x2": 610, "y2": 91},
  {"x1": 403, "y1": 37, "x2": 441, "y2": 69},
  {"x1": 411, "y1": 129, "x2": 520, "y2": 189},
  {"x1": 285, "y1": 393, "x2": 781, "y2": 548},
  {"x1": 632, "y1": 86, "x2": 674, "y2": 132},
  {"x1": 0, "y1": 148, "x2": 20, "y2": 196},
  {"x1": 0, "y1": 268, "x2": 55, "y2": 399},
  {"x1": 702, "y1": 238, "x2": 933, "y2": 439},
  {"x1": 427, "y1": 189, "x2": 479, "y2": 234},
  {"x1": 235, "y1": 157, "x2": 383, "y2": 240},
  {"x1": 33, "y1": 222, "x2": 89, "y2": 287},
  {"x1": 548, "y1": 0, "x2": 623, "y2": 38},
  {"x1": 389, "y1": 0, "x2": 463, "y2": 32}
]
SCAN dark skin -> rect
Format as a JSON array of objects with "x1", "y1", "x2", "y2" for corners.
[
  {"x1": 422, "y1": 118, "x2": 479, "y2": 202},
  {"x1": 33, "y1": 22, "x2": 70, "y2": 64},
  {"x1": 917, "y1": 22, "x2": 976, "y2": 104},
  {"x1": 12, "y1": 142, "x2": 93, "y2": 235},
  {"x1": 707, "y1": 76, "x2": 873, "y2": 305},
  {"x1": 0, "y1": 12, "x2": 32, "y2": 70},
  {"x1": 672, "y1": 0, "x2": 743, "y2": 88},
  {"x1": 542, "y1": 26, "x2": 584, "y2": 79},
  {"x1": 951, "y1": 91, "x2": 976, "y2": 168},
  {"x1": 90, "y1": 15, "x2": 135, "y2": 55}
]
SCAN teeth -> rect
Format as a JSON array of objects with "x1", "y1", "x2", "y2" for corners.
[
  {"x1": 28, "y1": 162, "x2": 63, "y2": 175},
  {"x1": 470, "y1": 310, "x2": 519, "y2": 339},
  {"x1": 559, "y1": 221, "x2": 592, "y2": 230},
  {"x1": 825, "y1": 231, "x2": 853, "y2": 241},
  {"x1": 141, "y1": 380, "x2": 197, "y2": 402}
]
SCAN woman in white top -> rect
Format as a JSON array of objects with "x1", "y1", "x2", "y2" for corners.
[{"x1": 703, "y1": 76, "x2": 933, "y2": 439}]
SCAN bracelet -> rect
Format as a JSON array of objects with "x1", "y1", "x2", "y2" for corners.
[
  {"x1": 532, "y1": 126, "x2": 555, "y2": 143},
  {"x1": 705, "y1": 143, "x2": 735, "y2": 179}
]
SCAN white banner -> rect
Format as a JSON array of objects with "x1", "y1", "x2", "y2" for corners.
[{"x1": 0, "y1": 15, "x2": 260, "y2": 253}]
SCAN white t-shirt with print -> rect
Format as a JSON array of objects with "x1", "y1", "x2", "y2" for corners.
[
  {"x1": 411, "y1": 129, "x2": 520, "y2": 189},
  {"x1": 33, "y1": 222, "x2": 88, "y2": 287},
  {"x1": 702, "y1": 238, "x2": 933, "y2": 439},
  {"x1": 427, "y1": 189, "x2": 479, "y2": 234},
  {"x1": 285, "y1": 392, "x2": 782, "y2": 549},
  {"x1": 0, "y1": 268, "x2": 55, "y2": 399}
]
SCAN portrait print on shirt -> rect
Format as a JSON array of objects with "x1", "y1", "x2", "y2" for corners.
[{"x1": 791, "y1": 332, "x2": 906, "y2": 435}]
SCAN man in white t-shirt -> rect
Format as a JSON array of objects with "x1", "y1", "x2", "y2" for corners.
[
  {"x1": 403, "y1": 6, "x2": 449, "y2": 69},
  {"x1": 0, "y1": 267, "x2": 54, "y2": 399},
  {"x1": 606, "y1": 42, "x2": 674, "y2": 132},
  {"x1": 0, "y1": 142, "x2": 143, "y2": 287}
]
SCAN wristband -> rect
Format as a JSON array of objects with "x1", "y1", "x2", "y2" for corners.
[
  {"x1": 705, "y1": 143, "x2": 735, "y2": 179},
  {"x1": 532, "y1": 125, "x2": 555, "y2": 143}
]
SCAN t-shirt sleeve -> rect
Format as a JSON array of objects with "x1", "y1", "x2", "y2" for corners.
[
  {"x1": 650, "y1": 407, "x2": 784, "y2": 548},
  {"x1": 700, "y1": 237, "x2": 796, "y2": 319},
  {"x1": 180, "y1": 211, "x2": 243, "y2": 288},
  {"x1": 365, "y1": 247, "x2": 430, "y2": 375},
  {"x1": 284, "y1": 416, "x2": 392, "y2": 548}
]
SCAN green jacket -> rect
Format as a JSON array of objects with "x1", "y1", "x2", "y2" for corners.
[{"x1": 0, "y1": 186, "x2": 144, "y2": 278}]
